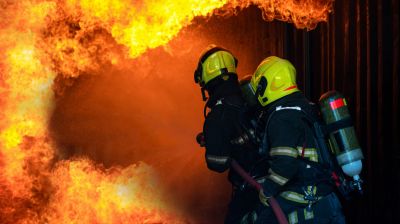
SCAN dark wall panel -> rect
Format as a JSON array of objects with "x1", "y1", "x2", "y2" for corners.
[{"x1": 285, "y1": 0, "x2": 399, "y2": 222}]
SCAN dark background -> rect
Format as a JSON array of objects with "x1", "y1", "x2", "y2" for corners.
[
  {"x1": 49, "y1": 0, "x2": 399, "y2": 223},
  {"x1": 286, "y1": 0, "x2": 400, "y2": 223}
]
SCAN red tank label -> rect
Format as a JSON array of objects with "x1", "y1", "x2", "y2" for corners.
[{"x1": 330, "y1": 98, "x2": 347, "y2": 110}]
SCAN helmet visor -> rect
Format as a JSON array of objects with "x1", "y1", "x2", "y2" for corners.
[{"x1": 240, "y1": 82, "x2": 258, "y2": 108}]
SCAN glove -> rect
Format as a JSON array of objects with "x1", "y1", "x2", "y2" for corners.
[
  {"x1": 196, "y1": 132, "x2": 206, "y2": 147},
  {"x1": 259, "y1": 189, "x2": 270, "y2": 207}
]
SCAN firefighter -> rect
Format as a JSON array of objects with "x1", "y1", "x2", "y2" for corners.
[
  {"x1": 194, "y1": 45, "x2": 265, "y2": 223},
  {"x1": 248, "y1": 56, "x2": 346, "y2": 223}
]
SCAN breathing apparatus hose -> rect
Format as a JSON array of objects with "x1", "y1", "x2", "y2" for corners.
[{"x1": 230, "y1": 160, "x2": 289, "y2": 224}]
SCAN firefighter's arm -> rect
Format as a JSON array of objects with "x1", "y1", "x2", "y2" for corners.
[
  {"x1": 203, "y1": 116, "x2": 231, "y2": 173},
  {"x1": 260, "y1": 112, "x2": 303, "y2": 196}
]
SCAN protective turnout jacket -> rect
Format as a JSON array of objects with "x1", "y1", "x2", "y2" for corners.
[
  {"x1": 259, "y1": 92, "x2": 334, "y2": 205},
  {"x1": 203, "y1": 80, "x2": 261, "y2": 186}
]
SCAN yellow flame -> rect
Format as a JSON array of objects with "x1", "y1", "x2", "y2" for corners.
[
  {"x1": 63, "y1": 0, "x2": 333, "y2": 58},
  {"x1": 44, "y1": 160, "x2": 183, "y2": 223},
  {"x1": 65, "y1": 0, "x2": 229, "y2": 58},
  {"x1": 0, "y1": 19, "x2": 56, "y2": 196}
]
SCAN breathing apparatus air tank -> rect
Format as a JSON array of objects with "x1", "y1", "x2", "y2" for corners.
[{"x1": 319, "y1": 91, "x2": 364, "y2": 191}]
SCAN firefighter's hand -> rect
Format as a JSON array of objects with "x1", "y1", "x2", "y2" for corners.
[
  {"x1": 259, "y1": 189, "x2": 270, "y2": 207},
  {"x1": 196, "y1": 132, "x2": 205, "y2": 147}
]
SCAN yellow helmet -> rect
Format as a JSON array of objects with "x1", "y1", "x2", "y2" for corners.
[
  {"x1": 194, "y1": 45, "x2": 238, "y2": 88},
  {"x1": 250, "y1": 56, "x2": 299, "y2": 106}
]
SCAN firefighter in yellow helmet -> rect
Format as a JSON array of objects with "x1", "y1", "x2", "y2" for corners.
[
  {"x1": 249, "y1": 56, "x2": 346, "y2": 223},
  {"x1": 194, "y1": 45, "x2": 266, "y2": 223}
]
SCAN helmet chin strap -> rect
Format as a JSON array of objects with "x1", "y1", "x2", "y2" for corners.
[
  {"x1": 255, "y1": 76, "x2": 268, "y2": 104},
  {"x1": 201, "y1": 87, "x2": 208, "y2": 101}
]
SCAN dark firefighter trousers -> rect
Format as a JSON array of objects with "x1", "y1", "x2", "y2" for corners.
[{"x1": 225, "y1": 187, "x2": 260, "y2": 224}]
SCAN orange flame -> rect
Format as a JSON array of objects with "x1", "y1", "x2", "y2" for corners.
[
  {"x1": 228, "y1": 0, "x2": 334, "y2": 30},
  {"x1": 0, "y1": 0, "x2": 333, "y2": 223}
]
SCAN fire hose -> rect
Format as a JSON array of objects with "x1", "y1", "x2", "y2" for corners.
[
  {"x1": 230, "y1": 159, "x2": 289, "y2": 224},
  {"x1": 196, "y1": 133, "x2": 288, "y2": 223}
]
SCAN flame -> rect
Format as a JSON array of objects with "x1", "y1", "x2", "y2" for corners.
[
  {"x1": 45, "y1": 160, "x2": 184, "y2": 223},
  {"x1": 228, "y1": 0, "x2": 334, "y2": 30},
  {"x1": 0, "y1": 0, "x2": 333, "y2": 223}
]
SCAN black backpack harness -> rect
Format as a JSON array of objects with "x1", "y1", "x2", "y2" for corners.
[{"x1": 258, "y1": 104, "x2": 356, "y2": 208}]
